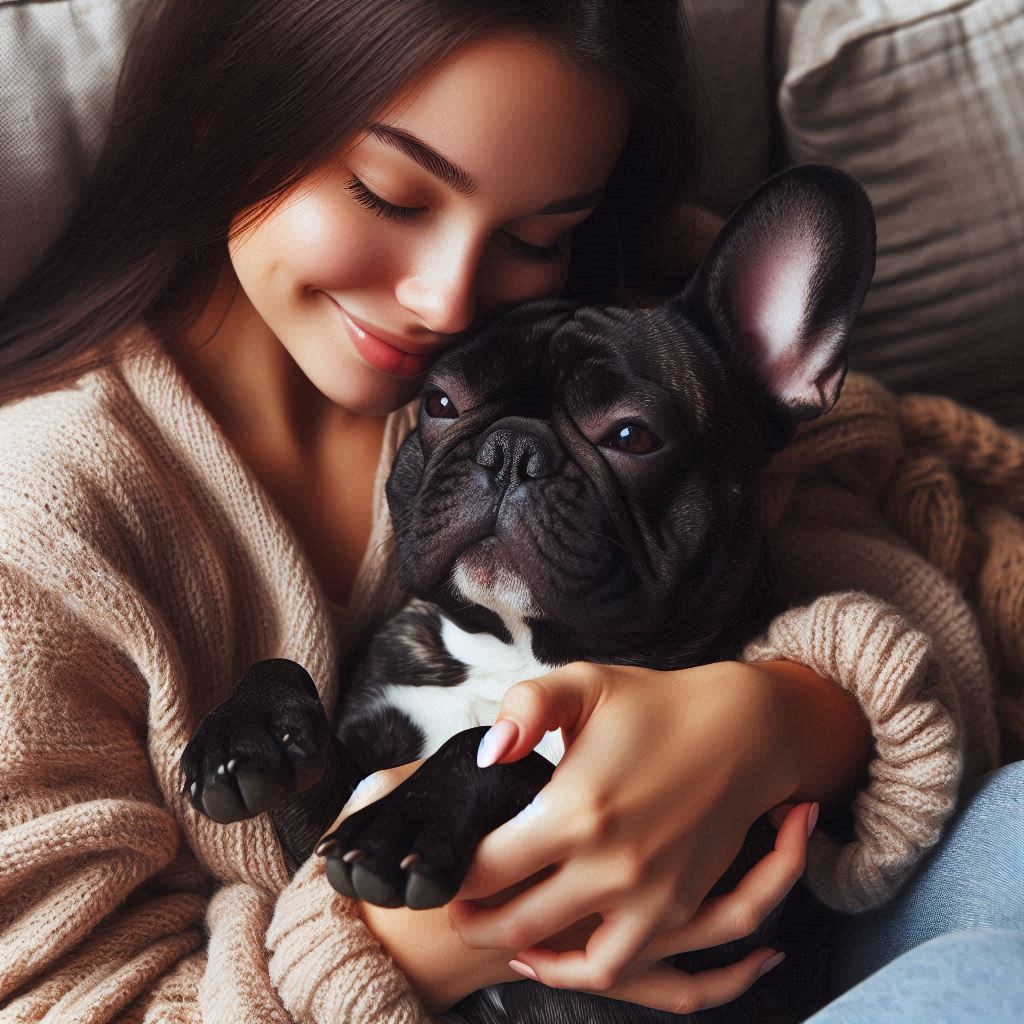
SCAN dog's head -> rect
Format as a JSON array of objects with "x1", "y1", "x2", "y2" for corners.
[{"x1": 386, "y1": 165, "x2": 875, "y2": 666}]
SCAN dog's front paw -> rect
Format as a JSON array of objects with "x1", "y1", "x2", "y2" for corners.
[
  {"x1": 316, "y1": 726, "x2": 555, "y2": 909},
  {"x1": 316, "y1": 785, "x2": 472, "y2": 910},
  {"x1": 179, "y1": 658, "x2": 332, "y2": 824}
]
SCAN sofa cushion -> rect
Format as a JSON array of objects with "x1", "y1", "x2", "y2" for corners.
[
  {"x1": 0, "y1": 0, "x2": 146, "y2": 303},
  {"x1": 776, "y1": 0, "x2": 1024, "y2": 429}
]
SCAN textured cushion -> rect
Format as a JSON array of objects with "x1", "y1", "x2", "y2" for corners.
[
  {"x1": 0, "y1": 0, "x2": 146, "y2": 303},
  {"x1": 776, "y1": 0, "x2": 1024, "y2": 430}
]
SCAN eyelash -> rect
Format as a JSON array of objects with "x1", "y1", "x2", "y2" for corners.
[{"x1": 343, "y1": 177, "x2": 564, "y2": 264}]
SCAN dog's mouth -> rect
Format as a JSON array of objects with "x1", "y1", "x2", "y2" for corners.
[
  {"x1": 451, "y1": 536, "x2": 541, "y2": 621},
  {"x1": 455, "y1": 536, "x2": 502, "y2": 587}
]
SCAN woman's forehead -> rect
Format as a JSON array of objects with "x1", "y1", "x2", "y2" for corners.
[{"x1": 365, "y1": 34, "x2": 632, "y2": 209}]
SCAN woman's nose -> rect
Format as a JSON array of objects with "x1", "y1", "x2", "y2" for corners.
[{"x1": 394, "y1": 236, "x2": 483, "y2": 336}]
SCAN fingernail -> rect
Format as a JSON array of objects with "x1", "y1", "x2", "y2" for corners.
[
  {"x1": 508, "y1": 959, "x2": 538, "y2": 981},
  {"x1": 807, "y1": 803, "x2": 819, "y2": 838},
  {"x1": 477, "y1": 720, "x2": 518, "y2": 768},
  {"x1": 758, "y1": 952, "x2": 786, "y2": 978}
]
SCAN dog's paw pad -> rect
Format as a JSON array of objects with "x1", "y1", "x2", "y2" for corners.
[
  {"x1": 350, "y1": 861, "x2": 404, "y2": 907},
  {"x1": 404, "y1": 866, "x2": 453, "y2": 910},
  {"x1": 199, "y1": 777, "x2": 249, "y2": 824},
  {"x1": 324, "y1": 852, "x2": 358, "y2": 898}
]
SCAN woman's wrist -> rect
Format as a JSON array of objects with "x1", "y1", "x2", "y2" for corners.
[
  {"x1": 359, "y1": 899, "x2": 520, "y2": 1014},
  {"x1": 756, "y1": 659, "x2": 873, "y2": 807}
]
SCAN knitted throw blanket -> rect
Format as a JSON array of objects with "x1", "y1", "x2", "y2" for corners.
[{"x1": 760, "y1": 373, "x2": 1024, "y2": 762}]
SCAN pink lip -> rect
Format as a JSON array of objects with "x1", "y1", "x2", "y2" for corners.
[{"x1": 326, "y1": 296, "x2": 435, "y2": 378}]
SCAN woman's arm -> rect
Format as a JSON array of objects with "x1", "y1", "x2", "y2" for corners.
[
  {"x1": 0, "y1": 560, "x2": 209, "y2": 1020},
  {"x1": 756, "y1": 657, "x2": 873, "y2": 807}
]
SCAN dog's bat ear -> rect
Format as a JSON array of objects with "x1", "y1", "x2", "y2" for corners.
[{"x1": 671, "y1": 165, "x2": 876, "y2": 448}]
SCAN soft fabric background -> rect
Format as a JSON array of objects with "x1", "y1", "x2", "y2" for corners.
[
  {"x1": 775, "y1": 0, "x2": 1024, "y2": 433},
  {"x1": 0, "y1": 0, "x2": 147, "y2": 300},
  {"x1": 1, "y1": 0, "x2": 1021, "y2": 429}
]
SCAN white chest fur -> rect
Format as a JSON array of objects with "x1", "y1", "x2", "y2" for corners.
[{"x1": 372, "y1": 615, "x2": 566, "y2": 765}]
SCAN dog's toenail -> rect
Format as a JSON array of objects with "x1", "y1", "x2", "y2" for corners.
[
  {"x1": 226, "y1": 759, "x2": 237, "y2": 773},
  {"x1": 342, "y1": 849, "x2": 363, "y2": 864},
  {"x1": 189, "y1": 782, "x2": 197, "y2": 797},
  {"x1": 400, "y1": 853, "x2": 420, "y2": 870},
  {"x1": 315, "y1": 838, "x2": 341, "y2": 857},
  {"x1": 281, "y1": 733, "x2": 291, "y2": 745},
  {"x1": 216, "y1": 764, "x2": 226, "y2": 775}
]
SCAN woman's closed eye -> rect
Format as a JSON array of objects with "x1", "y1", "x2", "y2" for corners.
[{"x1": 343, "y1": 177, "x2": 565, "y2": 264}]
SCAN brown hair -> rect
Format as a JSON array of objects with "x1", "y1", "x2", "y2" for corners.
[{"x1": 0, "y1": 0, "x2": 708, "y2": 406}]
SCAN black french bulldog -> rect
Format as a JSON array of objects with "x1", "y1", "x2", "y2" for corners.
[{"x1": 181, "y1": 165, "x2": 875, "y2": 1023}]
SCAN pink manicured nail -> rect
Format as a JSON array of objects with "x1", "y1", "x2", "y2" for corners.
[
  {"x1": 477, "y1": 720, "x2": 518, "y2": 767},
  {"x1": 508, "y1": 959, "x2": 538, "y2": 981},
  {"x1": 758, "y1": 952, "x2": 786, "y2": 978},
  {"x1": 807, "y1": 803, "x2": 820, "y2": 838}
]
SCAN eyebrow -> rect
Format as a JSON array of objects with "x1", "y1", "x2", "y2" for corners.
[{"x1": 366, "y1": 122, "x2": 605, "y2": 215}]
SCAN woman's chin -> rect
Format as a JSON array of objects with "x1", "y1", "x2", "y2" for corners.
[{"x1": 321, "y1": 370, "x2": 422, "y2": 417}]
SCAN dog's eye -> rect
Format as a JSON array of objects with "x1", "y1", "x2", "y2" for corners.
[
  {"x1": 602, "y1": 423, "x2": 662, "y2": 454},
  {"x1": 423, "y1": 390, "x2": 459, "y2": 419}
]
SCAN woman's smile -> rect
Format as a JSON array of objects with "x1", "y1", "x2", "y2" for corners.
[{"x1": 325, "y1": 293, "x2": 438, "y2": 378}]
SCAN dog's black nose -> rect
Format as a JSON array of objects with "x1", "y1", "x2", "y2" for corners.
[{"x1": 475, "y1": 417, "x2": 564, "y2": 487}]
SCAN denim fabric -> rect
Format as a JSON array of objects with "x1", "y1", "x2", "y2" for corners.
[
  {"x1": 806, "y1": 929, "x2": 1024, "y2": 1024},
  {"x1": 829, "y1": 759, "x2": 1024, "y2": 995}
]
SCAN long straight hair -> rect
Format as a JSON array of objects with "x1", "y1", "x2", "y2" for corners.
[{"x1": 0, "y1": 0, "x2": 708, "y2": 406}]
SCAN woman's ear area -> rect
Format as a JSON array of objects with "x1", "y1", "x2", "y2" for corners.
[{"x1": 669, "y1": 165, "x2": 877, "y2": 434}]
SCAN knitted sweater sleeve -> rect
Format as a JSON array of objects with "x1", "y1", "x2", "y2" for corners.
[
  {"x1": 738, "y1": 590, "x2": 963, "y2": 913},
  {"x1": 0, "y1": 555, "x2": 437, "y2": 1023},
  {"x1": 0, "y1": 556, "x2": 208, "y2": 1020},
  {"x1": 735, "y1": 504, "x2": 998, "y2": 914}
]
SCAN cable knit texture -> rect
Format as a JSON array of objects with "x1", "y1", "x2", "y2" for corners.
[{"x1": 0, "y1": 323, "x2": 1019, "y2": 1020}]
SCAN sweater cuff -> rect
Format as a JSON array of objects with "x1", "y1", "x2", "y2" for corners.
[
  {"x1": 266, "y1": 853, "x2": 435, "y2": 1023},
  {"x1": 740, "y1": 591, "x2": 964, "y2": 913}
]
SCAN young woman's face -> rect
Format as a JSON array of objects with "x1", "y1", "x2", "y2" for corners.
[{"x1": 228, "y1": 33, "x2": 632, "y2": 416}]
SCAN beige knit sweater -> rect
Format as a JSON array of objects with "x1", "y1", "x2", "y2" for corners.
[{"x1": 0, "y1": 322, "x2": 1017, "y2": 1023}]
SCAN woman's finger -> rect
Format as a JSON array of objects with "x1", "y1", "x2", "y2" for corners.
[
  {"x1": 641, "y1": 801, "x2": 813, "y2": 960},
  {"x1": 480, "y1": 664, "x2": 603, "y2": 765},
  {"x1": 766, "y1": 801, "x2": 797, "y2": 830},
  {"x1": 514, "y1": 905, "x2": 664, "y2": 992},
  {"x1": 449, "y1": 863, "x2": 636, "y2": 954},
  {"x1": 517, "y1": 943, "x2": 784, "y2": 1013}
]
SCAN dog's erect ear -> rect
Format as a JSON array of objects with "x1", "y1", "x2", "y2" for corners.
[{"x1": 672, "y1": 165, "x2": 876, "y2": 448}]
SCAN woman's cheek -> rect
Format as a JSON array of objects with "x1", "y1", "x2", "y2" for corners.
[{"x1": 274, "y1": 192, "x2": 389, "y2": 290}]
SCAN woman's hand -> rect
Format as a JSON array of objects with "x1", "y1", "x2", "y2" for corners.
[
  {"x1": 446, "y1": 660, "x2": 826, "y2": 998},
  {"x1": 325, "y1": 749, "x2": 809, "y2": 1015}
]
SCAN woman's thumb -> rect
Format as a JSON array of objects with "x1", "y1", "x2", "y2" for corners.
[{"x1": 476, "y1": 662, "x2": 598, "y2": 767}]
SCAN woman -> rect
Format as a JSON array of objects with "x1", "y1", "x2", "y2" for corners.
[{"x1": 0, "y1": 1, "x2": 1009, "y2": 1020}]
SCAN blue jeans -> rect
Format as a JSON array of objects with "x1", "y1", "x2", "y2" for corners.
[{"x1": 805, "y1": 760, "x2": 1024, "y2": 1023}]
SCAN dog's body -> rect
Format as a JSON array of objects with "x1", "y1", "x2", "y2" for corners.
[{"x1": 182, "y1": 165, "x2": 876, "y2": 1023}]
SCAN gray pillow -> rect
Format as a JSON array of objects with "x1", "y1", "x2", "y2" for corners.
[
  {"x1": 0, "y1": 0, "x2": 146, "y2": 302},
  {"x1": 776, "y1": 0, "x2": 1024, "y2": 430}
]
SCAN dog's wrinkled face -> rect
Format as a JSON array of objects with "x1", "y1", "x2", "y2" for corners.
[
  {"x1": 388, "y1": 300, "x2": 764, "y2": 664},
  {"x1": 386, "y1": 166, "x2": 877, "y2": 666}
]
